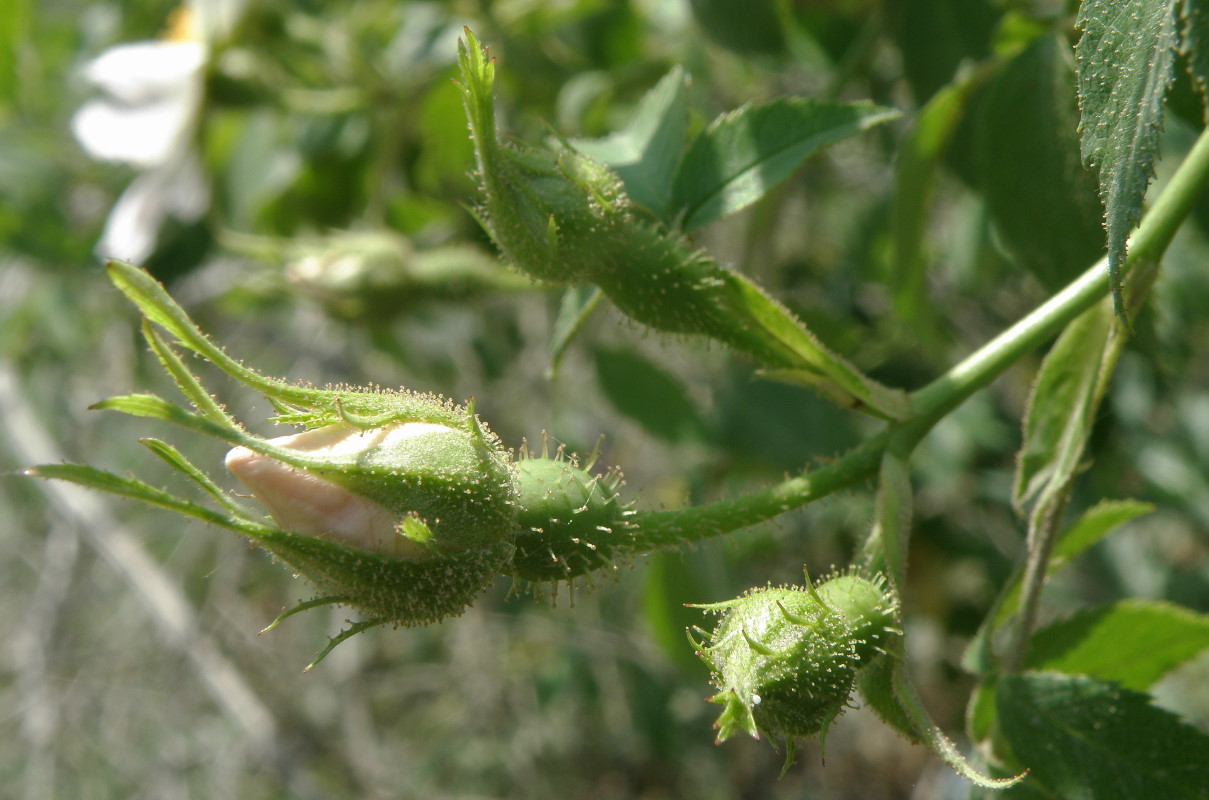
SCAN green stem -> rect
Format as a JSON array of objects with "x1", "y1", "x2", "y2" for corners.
[{"x1": 630, "y1": 123, "x2": 1209, "y2": 547}]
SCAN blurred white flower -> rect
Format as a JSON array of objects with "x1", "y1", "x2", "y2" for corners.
[{"x1": 72, "y1": 2, "x2": 242, "y2": 262}]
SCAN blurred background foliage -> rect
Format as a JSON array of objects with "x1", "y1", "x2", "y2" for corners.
[{"x1": 2, "y1": 0, "x2": 1207, "y2": 798}]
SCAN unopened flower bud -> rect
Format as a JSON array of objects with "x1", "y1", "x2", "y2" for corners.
[
  {"x1": 226, "y1": 420, "x2": 515, "y2": 559},
  {"x1": 691, "y1": 572, "x2": 897, "y2": 746}
]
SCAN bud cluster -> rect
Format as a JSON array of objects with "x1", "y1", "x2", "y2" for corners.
[{"x1": 25, "y1": 260, "x2": 650, "y2": 664}]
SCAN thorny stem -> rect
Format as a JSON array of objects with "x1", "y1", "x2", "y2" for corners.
[{"x1": 630, "y1": 122, "x2": 1209, "y2": 548}]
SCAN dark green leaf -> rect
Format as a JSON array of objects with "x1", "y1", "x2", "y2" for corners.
[
  {"x1": 975, "y1": 34, "x2": 1105, "y2": 290},
  {"x1": 1181, "y1": 0, "x2": 1209, "y2": 121},
  {"x1": 1025, "y1": 599, "x2": 1209, "y2": 690},
  {"x1": 998, "y1": 672, "x2": 1209, "y2": 799},
  {"x1": 1014, "y1": 301, "x2": 1119, "y2": 510},
  {"x1": 1076, "y1": 0, "x2": 1179, "y2": 323},
  {"x1": 592, "y1": 345, "x2": 707, "y2": 442},
  {"x1": 547, "y1": 286, "x2": 603, "y2": 378},
  {"x1": 571, "y1": 66, "x2": 690, "y2": 219},
  {"x1": 686, "y1": 0, "x2": 786, "y2": 57},
  {"x1": 888, "y1": 0, "x2": 1000, "y2": 102},
  {"x1": 670, "y1": 98, "x2": 899, "y2": 231},
  {"x1": 892, "y1": 71, "x2": 981, "y2": 319}
]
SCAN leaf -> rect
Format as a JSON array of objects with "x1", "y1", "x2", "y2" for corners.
[
  {"x1": 963, "y1": 499, "x2": 1154, "y2": 675},
  {"x1": 1025, "y1": 599, "x2": 1209, "y2": 691},
  {"x1": 1075, "y1": 0, "x2": 1179, "y2": 324},
  {"x1": 141, "y1": 321, "x2": 237, "y2": 428},
  {"x1": 892, "y1": 69, "x2": 983, "y2": 319},
  {"x1": 1183, "y1": 0, "x2": 1209, "y2": 121},
  {"x1": 570, "y1": 66, "x2": 690, "y2": 220},
  {"x1": 888, "y1": 0, "x2": 1000, "y2": 103},
  {"x1": 975, "y1": 33, "x2": 1106, "y2": 291},
  {"x1": 670, "y1": 98, "x2": 899, "y2": 231},
  {"x1": 727, "y1": 273, "x2": 912, "y2": 421},
  {"x1": 20, "y1": 463, "x2": 251, "y2": 534},
  {"x1": 998, "y1": 672, "x2": 1209, "y2": 799},
  {"x1": 139, "y1": 437, "x2": 248, "y2": 516},
  {"x1": 1014, "y1": 300, "x2": 1119, "y2": 511},
  {"x1": 592, "y1": 345, "x2": 708, "y2": 442},
  {"x1": 546, "y1": 285, "x2": 602, "y2": 378}
]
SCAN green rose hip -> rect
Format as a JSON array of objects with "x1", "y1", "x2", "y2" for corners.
[{"x1": 691, "y1": 571, "x2": 898, "y2": 748}]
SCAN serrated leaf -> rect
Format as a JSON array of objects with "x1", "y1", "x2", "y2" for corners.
[
  {"x1": 963, "y1": 499, "x2": 1154, "y2": 675},
  {"x1": 592, "y1": 345, "x2": 708, "y2": 442},
  {"x1": 975, "y1": 33, "x2": 1106, "y2": 290},
  {"x1": 998, "y1": 672, "x2": 1209, "y2": 799},
  {"x1": 670, "y1": 98, "x2": 899, "y2": 231},
  {"x1": 1075, "y1": 0, "x2": 1179, "y2": 324},
  {"x1": 1025, "y1": 599, "x2": 1209, "y2": 690},
  {"x1": 570, "y1": 66, "x2": 690, "y2": 220},
  {"x1": 1182, "y1": 0, "x2": 1209, "y2": 121},
  {"x1": 1014, "y1": 300, "x2": 1120, "y2": 511}
]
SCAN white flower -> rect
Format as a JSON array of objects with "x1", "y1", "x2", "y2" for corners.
[{"x1": 71, "y1": 2, "x2": 242, "y2": 262}]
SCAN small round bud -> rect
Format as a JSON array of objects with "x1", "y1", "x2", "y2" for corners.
[
  {"x1": 510, "y1": 454, "x2": 633, "y2": 583},
  {"x1": 692, "y1": 572, "x2": 896, "y2": 744}
]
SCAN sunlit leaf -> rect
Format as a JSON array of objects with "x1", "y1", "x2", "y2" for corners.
[
  {"x1": 1075, "y1": 0, "x2": 1178, "y2": 324},
  {"x1": 670, "y1": 98, "x2": 899, "y2": 230},
  {"x1": 571, "y1": 66, "x2": 690, "y2": 220},
  {"x1": 1025, "y1": 599, "x2": 1209, "y2": 690}
]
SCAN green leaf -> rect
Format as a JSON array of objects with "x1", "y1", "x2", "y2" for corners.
[
  {"x1": 670, "y1": 98, "x2": 899, "y2": 231},
  {"x1": 547, "y1": 285, "x2": 603, "y2": 378},
  {"x1": 141, "y1": 321, "x2": 238, "y2": 428},
  {"x1": 570, "y1": 66, "x2": 690, "y2": 220},
  {"x1": 998, "y1": 672, "x2": 1209, "y2": 799},
  {"x1": 963, "y1": 499, "x2": 1154, "y2": 674},
  {"x1": 686, "y1": 0, "x2": 786, "y2": 57},
  {"x1": 592, "y1": 345, "x2": 707, "y2": 442},
  {"x1": 892, "y1": 69, "x2": 983, "y2": 319},
  {"x1": 728, "y1": 273, "x2": 913, "y2": 421},
  {"x1": 139, "y1": 437, "x2": 249, "y2": 517},
  {"x1": 1075, "y1": 0, "x2": 1179, "y2": 324},
  {"x1": 105, "y1": 260, "x2": 321, "y2": 409},
  {"x1": 1025, "y1": 599, "x2": 1209, "y2": 691},
  {"x1": 1183, "y1": 0, "x2": 1209, "y2": 121},
  {"x1": 888, "y1": 0, "x2": 1000, "y2": 103},
  {"x1": 975, "y1": 34, "x2": 1106, "y2": 291},
  {"x1": 1046, "y1": 498, "x2": 1155, "y2": 565},
  {"x1": 20, "y1": 463, "x2": 260, "y2": 536},
  {"x1": 1014, "y1": 300, "x2": 1120, "y2": 511}
]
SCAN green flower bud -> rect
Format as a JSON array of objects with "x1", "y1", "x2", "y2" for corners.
[
  {"x1": 457, "y1": 28, "x2": 911, "y2": 421},
  {"x1": 510, "y1": 449, "x2": 634, "y2": 584},
  {"x1": 225, "y1": 418, "x2": 518, "y2": 559},
  {"x1": 215, "y1": 401, "x2": 520, "y2": 641},
  {"x1": 691, "y1": 572, "x2": 897, "y2": 747},
  {"x1": 27, "y1": 260, "x2": 526, "y2": 665}
]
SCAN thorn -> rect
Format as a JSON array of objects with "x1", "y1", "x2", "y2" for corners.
[{"x1": 741, "y1": 628, "x2": 778, "y2": 657}]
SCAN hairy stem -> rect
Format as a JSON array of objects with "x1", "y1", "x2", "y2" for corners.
[{"x1": 629, "y1": 123, "x2": 1209, "y2": 547}]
